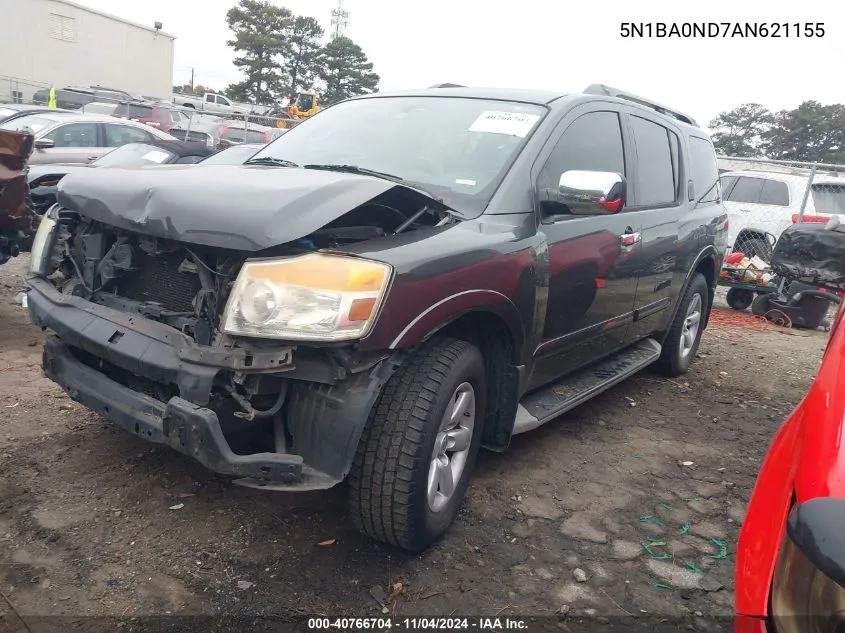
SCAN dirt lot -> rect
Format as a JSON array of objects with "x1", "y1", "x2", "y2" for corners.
[{"x1": 0, "y1": 254, "x2": 828, "y2": 630}]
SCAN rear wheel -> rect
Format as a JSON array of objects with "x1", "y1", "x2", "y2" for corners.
[
  {"x1": 348, "y1": 338, "x2": 486, "y2": 552},
  {"x1": 654, "y1": 273, "x2": 709, "y2": 377},
  {"x1": 726, "y1": 288, "x2": 754, "y2": 311}
]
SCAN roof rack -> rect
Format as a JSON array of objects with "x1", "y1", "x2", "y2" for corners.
[
  {"x1": 583, "y1": 84, "x2": 698, "y2": 127},
  {"x1": 429, "y1": 83, "x2": 465, "y2": 88}
]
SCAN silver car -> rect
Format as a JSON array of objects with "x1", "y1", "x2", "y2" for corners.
[{"x1": 0, "y1": 112, "x2": 176, "y2": 164}]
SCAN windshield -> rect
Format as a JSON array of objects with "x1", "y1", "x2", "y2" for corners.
[
  {"x1": 251, "y1": 96, "x2": 546, "y2": 215},
  {"x1": 0, "y1": 114, "x2": 68, "y2": 133},
  {"x1": 201, "y1": 144, "x2": 263, "y2": 165},
  {"x1": 94, "y1": 143, "x2": 176, "y2": 166},
  {"x1": 114, "y1": 103, "x2": 152, "y2": 119}
]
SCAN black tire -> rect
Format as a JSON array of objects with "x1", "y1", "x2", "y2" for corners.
[
  {"x1": 751, "y1": 293, "x2": 772, "y2": 317},
  {"x1": 654, "y1": 273, "x2": 710, "y2": 377},
  {"x1": 739, "y1": 237, "x2": 773, "y2": 262},
  {"x1": 726, "y1": 288, "x2": 754, "y2": 311},
  {"x1": 348, "y1": 338, "x2": 486, "y2": 552}
]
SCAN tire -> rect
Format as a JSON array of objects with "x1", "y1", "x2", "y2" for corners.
[
  {"x1": 739, "y1": 237, "x2": 773, "y2": 262},
  {"x1": 348, "y1": 338, "x2": 486, "y2": 552},
  {"x1": 751, "y1": 293, "x2": 772, "y2": 317},
  {"x1": 654, "y1": 273, "x2": 709, "y2": 377},
  {"x1": 726, "y1": 288, "x2": 754, "y2": 311}
]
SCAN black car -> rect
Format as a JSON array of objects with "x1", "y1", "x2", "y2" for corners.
[
  {"x1": 25, "y1": 84, "x2": 728, "y2": 552},
  {"x1": 27, "y1": 139, "x2": 212, "y2": 214}
]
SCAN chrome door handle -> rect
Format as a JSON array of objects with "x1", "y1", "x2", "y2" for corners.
[{"x1": 620, "y1": 232, "x2": 641, "y2": 247}]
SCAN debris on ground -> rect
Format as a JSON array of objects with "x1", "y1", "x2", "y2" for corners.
[{"x1": 573, "y1": 568, "x2": 587, "y2": 583}]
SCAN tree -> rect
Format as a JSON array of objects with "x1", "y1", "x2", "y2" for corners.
[
  {"x1": 316, "y1": 36, "x2": 380, "y2": 106},
  {"x1": 225, "y1": 0, "x2": 292, "y2": 103},
  {"x1": 282, "y1": 16, "x2": 324, "y2": 101},
  {"x1": 763, "y1": 101, "x2": 845, "y2": 164},
  {"x1": 708, "y1": 104, "x2": 773, "y2": 157}
]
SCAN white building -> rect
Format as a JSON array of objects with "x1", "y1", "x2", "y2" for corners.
[{"x1": 0, "y1": 0, "x2": 175, "y2": 102}]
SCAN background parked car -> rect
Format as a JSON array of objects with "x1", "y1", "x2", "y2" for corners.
[
  {"x1": 112, "y1": 100, "x2": 182, "y2": 133},
  {"x1": 216, "y1": 120, "x2": 286, "y2": 148},
  {"x1": 198, "y1": 142, "x2": 264, "y2": 165},
  {"x1": 167, "y1": 119, "x2": 224, "y2": 150},
  {"x1": 0, "y1": 113, "x2": 176, "y2": 164},
  {"x1": 0, "y1": 104, "x2": 76, "y2": 125},
  {"x1": 79, "y1": 102, "x2": 119, "y2": 116},
  {"x1": 31, "y1": 85, "x2": 135, "y2": 110},
  {"x1": 27, "y1": 139, "x2": 212, "y2": 214},
  {"x1": 721, "y1": 168, "x2": 845, "y2": 261},
  {"x1": 0, "y1": 127, "x2": 35, "y2": 266}
]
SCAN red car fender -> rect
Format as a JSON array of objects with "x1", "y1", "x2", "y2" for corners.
[
  {"x1": 735, "y1": 302, "x2": 845, "y2": 617},
  {"x1": 734, "y1": 399, "x2": 806, "y2": 615}
]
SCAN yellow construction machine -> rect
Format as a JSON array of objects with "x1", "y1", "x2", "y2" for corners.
[{"x1": 287, "y1": 90, "x2": 321, "y2": 120}]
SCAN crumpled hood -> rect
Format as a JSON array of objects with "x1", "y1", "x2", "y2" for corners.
[{"x1": 56, "y1": 164, "x2": 405, "y2": 251}]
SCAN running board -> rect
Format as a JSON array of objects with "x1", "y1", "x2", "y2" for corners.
[{"x1": 512, "y1": 338, "x2": 662, "y2": 435}]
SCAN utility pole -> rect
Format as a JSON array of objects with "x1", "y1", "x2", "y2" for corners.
[
  {"x1": 330, "y1": 0, "x2": 349, "y2": 40},
  {"x1": 190, "y1": 68, "x2": 195, "y2": 91}
]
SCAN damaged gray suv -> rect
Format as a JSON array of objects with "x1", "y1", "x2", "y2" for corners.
[{"x1": 26, "y1": 85, "x2": 727, "y2": 551}]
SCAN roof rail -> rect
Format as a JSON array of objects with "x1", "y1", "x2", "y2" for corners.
[{"x1": 583, "y1": 84, "x2": 698, "y2": 127}]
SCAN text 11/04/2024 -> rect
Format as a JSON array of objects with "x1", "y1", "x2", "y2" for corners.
[{"x1": 620, "y1": 22, "x2": 825, "y2": 38}]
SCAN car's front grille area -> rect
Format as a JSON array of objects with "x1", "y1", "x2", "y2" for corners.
[{"x1": 120, "y1": 251, "x2": 202, "y2": 313}]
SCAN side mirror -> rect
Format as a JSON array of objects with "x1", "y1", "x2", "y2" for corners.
[
  {"x1": 787, "y1": 497, "x2": 845, "y2": 589},
  {"x1": 558, "y1": 170, "x2": 626, "y2": 214},
  {"x1": 34, "y1": 138, "x2": 55, "y2": 150}
]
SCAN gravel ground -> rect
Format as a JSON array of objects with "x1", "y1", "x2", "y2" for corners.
[{"x1": 0, "y1": 254, "x2": 828, "y2": 630}]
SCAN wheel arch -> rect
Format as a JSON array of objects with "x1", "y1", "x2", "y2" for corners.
[
  {"x1": 390, "y1": 296, "x2": 525, "y2": 453},
  {"x1": 659, "y1": 246, "x2": 719, "y2": 343}
]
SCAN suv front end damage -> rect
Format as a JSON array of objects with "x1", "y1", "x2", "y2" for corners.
[{"x1": 26, "y1": 168, "x2": 450, "y2": 490}]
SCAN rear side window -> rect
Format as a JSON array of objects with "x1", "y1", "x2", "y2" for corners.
[
  {"x1": 630, "y1": 115, "x2": 676, "y2": 206},
  {"x1": 759, "y1": 179, "x2": 789, "y2": 206},
  {"x1": 688, "y1": 136, "x2": 720, "y2": 203},
  {"x1": 725, "y1": 176, "x2": 765, "y2": 203},
  {"x1": 720, "y1": 175, "x2": 738, "y2": 198}
]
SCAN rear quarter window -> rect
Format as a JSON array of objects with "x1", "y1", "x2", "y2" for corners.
[
  {"x1": 688, "y1": 136, "x2": 720, "y2": 204},
  {"x1": 759, "y1": 179, "x2": 789, "y2": 206}
]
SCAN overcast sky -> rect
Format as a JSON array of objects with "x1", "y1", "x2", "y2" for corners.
[{"x1": 74, "y1": 0, "x2": 840, "y2": 130}]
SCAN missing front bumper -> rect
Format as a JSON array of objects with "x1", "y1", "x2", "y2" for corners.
[{"x1": 43, "y1": 336, "x2": 306, "y2": 484}]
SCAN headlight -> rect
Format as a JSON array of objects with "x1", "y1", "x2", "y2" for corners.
[
  {"x1": 771, "y1": 499, "x2": 845, "y2": 633},
  {"x1": 220, "y1": 253, "x2": 392, "y2": 341},
  {"x1": 29, "y1": 206, "x2": 59, "y2": 276}
]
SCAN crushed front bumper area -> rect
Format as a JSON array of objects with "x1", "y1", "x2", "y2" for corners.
[
  {"x1": 43, "y1": 335, "x2": 305, "y2": 484},
  {"x1": 25, "y1": 276, "x2": 365, "y2": 490}
]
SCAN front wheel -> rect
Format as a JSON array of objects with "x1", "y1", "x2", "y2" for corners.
[
  {"x1": 654, "y1": 273, "x2": 710, "y2": 377},
  {"x1": 348, "y1": 338, "x2": 486, "y2": 552}
]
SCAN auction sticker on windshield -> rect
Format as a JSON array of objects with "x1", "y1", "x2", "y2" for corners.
[{"x1": 469, "y1": 111, "x2": 540, "y2": 137}]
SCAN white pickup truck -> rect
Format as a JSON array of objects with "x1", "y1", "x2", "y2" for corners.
[{"x1": 172, "y1": 92, "x2": 251, "y2": 115}]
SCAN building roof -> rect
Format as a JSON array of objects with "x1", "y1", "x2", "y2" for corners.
[{"x1": 47, "y1": 0, "x2": 177, "y2": 39}]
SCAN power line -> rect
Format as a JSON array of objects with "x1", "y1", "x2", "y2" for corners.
[{"x1": 330, "y1": 0, "x2": 349, "y2": 39}]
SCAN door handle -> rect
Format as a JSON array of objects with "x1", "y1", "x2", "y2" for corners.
[
  {"x1": 87, "y1": 155, "x2": 98, "y2": 162},
  {"x1": 620, "y1": 231, "x2": 641, "y2": 247}
]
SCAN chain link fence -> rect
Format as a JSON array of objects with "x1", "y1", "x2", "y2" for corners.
[{"x1": 717, "y1": 156, "x2": 845, "y2": 325}]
